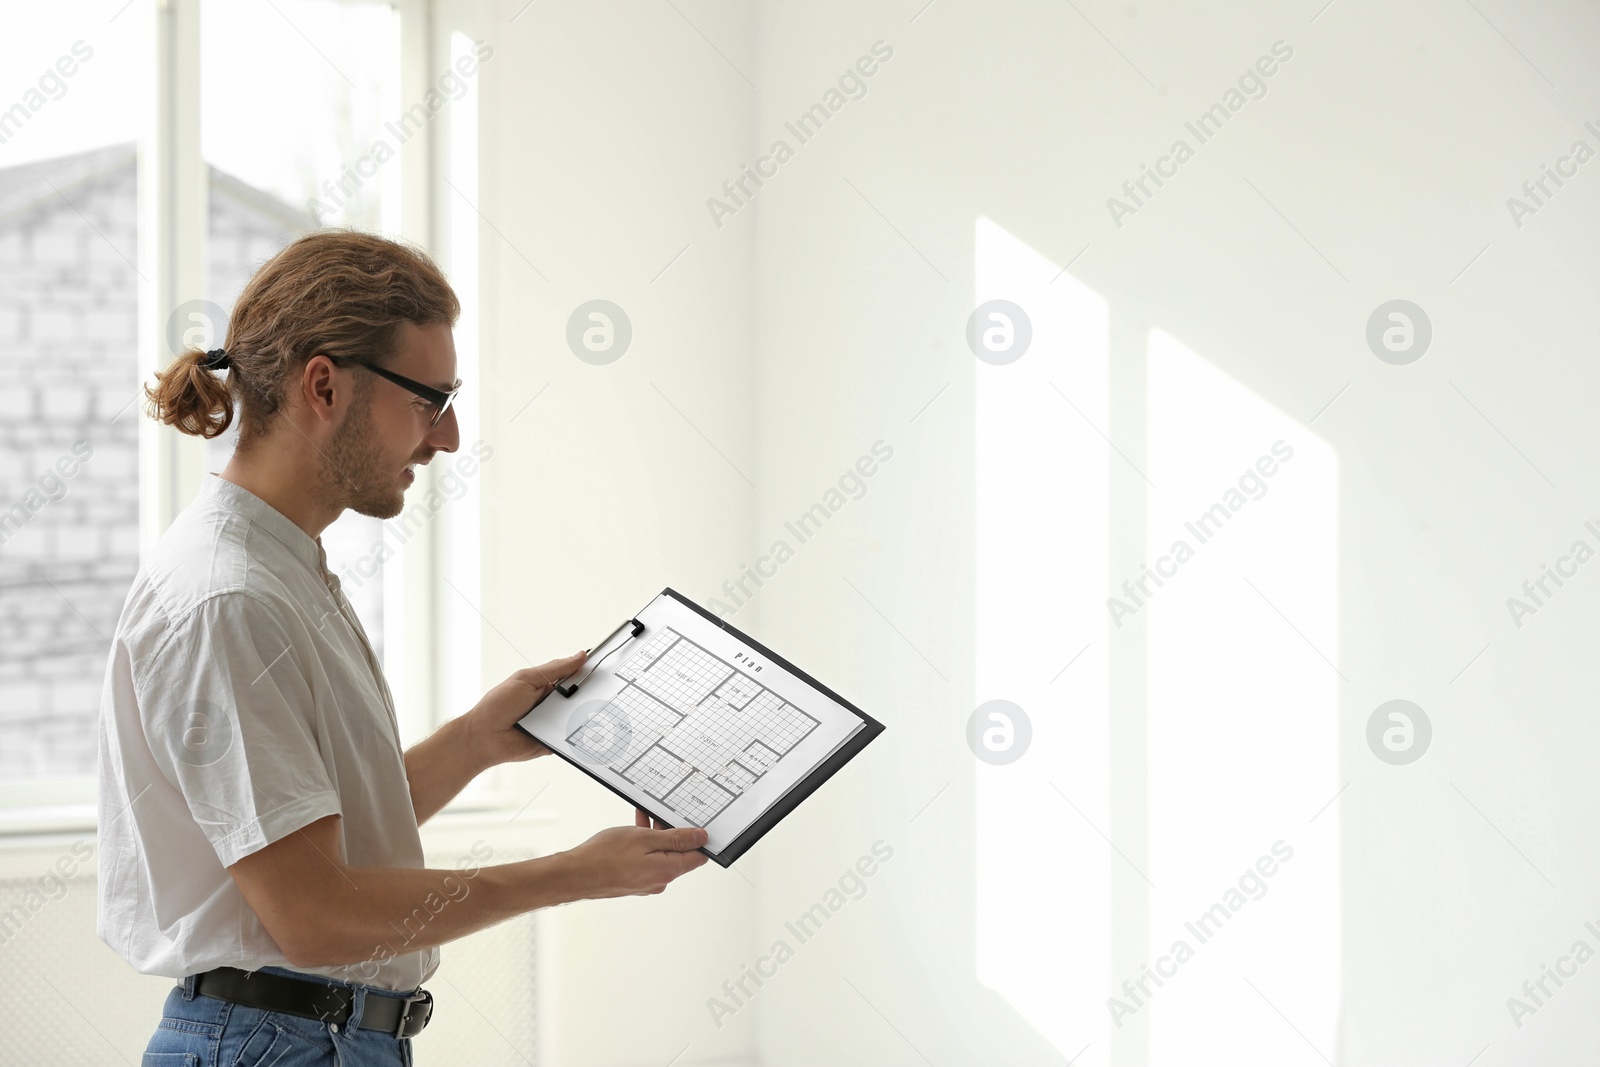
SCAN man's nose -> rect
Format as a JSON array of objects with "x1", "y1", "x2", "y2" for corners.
[{"x1": 426, "y1": 405, "x2": 461, "y2": 454}]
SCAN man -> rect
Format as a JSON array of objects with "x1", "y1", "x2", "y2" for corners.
[{"x1": 97, "y1": 229, "x2": 707, "y2": 1066}]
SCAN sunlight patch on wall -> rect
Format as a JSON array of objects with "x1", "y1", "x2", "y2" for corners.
[
  {"x1": 1143, "y1": 326, "x2": 1340, "y2": 1066},
  {"x1": 976, "y1": 215, "x2": 1111, "y2": 1062}
]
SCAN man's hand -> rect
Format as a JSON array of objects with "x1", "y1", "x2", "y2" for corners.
[
  {"x1": 464, "y1": 650, "x2": 588, "y2": 769},
  {"x1": 406, "y1": 650, "x2": 589, "y2": 824},
  {"x1": 565, "y1": 818, "x2": 710, "y2": 898}
]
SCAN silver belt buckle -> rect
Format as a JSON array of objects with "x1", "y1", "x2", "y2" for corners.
[{"x1": 393, "y1": 988, "x2": 433, "y2": 1038}]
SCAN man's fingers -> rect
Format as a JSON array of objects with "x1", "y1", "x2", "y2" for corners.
[
  {"x1": 632, "y1": 806, "x2": 672, "y2": 831},
  {"x1": 669, "y1": 850, "x2": 710, "y2": 875},
  {"x1": 516, "y1": 651, "x2": 589, "y2": 691},
  {"x1": 644, "y1": 849, "x2": 708, "y2": 893},
  {"x1": 657, "y1": 826, "x2": 709, "y2": 853}
]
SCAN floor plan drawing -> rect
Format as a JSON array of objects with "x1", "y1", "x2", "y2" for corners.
[
  {"x1": 515, "y1": 587, "x2": 883, "y2": 865},
  {"x1": 565, "y1": 626, "x2": 821, "y2": 826}
]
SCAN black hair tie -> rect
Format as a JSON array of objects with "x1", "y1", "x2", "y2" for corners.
[{"x1": 200, "y1": 348, "x2": 231, "y2": 371}]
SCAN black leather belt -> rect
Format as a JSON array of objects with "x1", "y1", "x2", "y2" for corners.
[{"x1": 192, "y1": 966, "x2": 433, "y2": 1038}]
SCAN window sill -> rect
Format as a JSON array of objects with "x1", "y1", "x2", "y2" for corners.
[
  {"x1": 0, "y1": 802, "x2": 559, "y2": 844},
  {"x1": 0, "y1": 804, "x2": 98, "y2": 841}
]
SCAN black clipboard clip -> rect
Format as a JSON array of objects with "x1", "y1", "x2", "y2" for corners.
[{"x1": 555, "y1": 618, "x2": 645, "y2": 697}]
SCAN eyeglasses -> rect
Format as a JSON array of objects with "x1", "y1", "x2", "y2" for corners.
[{"x1": 327, "y1": 356, "x2": 462, "y2": 427}]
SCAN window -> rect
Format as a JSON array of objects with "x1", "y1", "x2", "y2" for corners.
[
  {"x1": 0, "y1": 8, "x2": 151, "y2": 784},
  {"x1": 0, "y1": 0, "x2": 472, "y2": 812},
  {"x1": 198, "y1": 0, "x2": 404, "y2": 665}
]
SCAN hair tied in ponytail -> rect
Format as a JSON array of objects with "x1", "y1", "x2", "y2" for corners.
[{"x1": 147, "y1": 230, "x2": 459, "y2": 445}]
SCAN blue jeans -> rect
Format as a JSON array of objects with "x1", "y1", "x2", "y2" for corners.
[{"x1": 141, "y1": 966, "x2": 416, "y2": 1066}]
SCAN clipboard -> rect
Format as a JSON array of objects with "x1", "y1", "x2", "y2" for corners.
[{"x1": 513, "y1": 587, "x2": 886, "y2": 867}]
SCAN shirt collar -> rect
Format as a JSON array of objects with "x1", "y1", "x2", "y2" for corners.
[{"x1": 200, "y1": 475, "x2": 330, "y2": 579}]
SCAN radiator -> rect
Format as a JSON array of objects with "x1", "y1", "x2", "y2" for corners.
[{"x1": 0, "y1": 810, "x2": 553, "y2": 1065}]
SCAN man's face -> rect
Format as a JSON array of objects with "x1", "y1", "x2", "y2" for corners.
[{"x1": 321, "y1": 321, "x2": 461, "y2": 520}]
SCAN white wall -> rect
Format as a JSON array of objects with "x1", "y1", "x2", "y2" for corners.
[
  {"x1": 480, "y1": 1, "x2": 1600, "y2": 1064},
  {"x1": 477, "y1": 1, "x2": 761, "y2": 1065}
]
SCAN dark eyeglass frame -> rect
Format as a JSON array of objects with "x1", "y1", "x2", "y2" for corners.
[{"x1": 326, "y1": 355, "x2": 462, "y2": 427}]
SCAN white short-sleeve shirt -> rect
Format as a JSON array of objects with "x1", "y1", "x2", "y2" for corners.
[{"x1": 95, "y1": 475, "x2": 439, "y2": 991}]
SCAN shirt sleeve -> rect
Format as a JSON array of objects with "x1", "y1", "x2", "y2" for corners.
[{"x1": 138, "y1": 590, "x2": 344, "y2": 869}]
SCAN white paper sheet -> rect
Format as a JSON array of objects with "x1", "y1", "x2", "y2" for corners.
[{"x1": 517, "y1": 590, "x2": 866, "y2": 856}]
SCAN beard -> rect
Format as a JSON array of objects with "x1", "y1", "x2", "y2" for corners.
[{"x1": 318, "y1": 390, "x2": 409, "y2": 520}]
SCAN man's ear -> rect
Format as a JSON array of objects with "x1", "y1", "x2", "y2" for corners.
[{"x1": 301, "y1": 354, "x2": 343, "y2": 427}]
